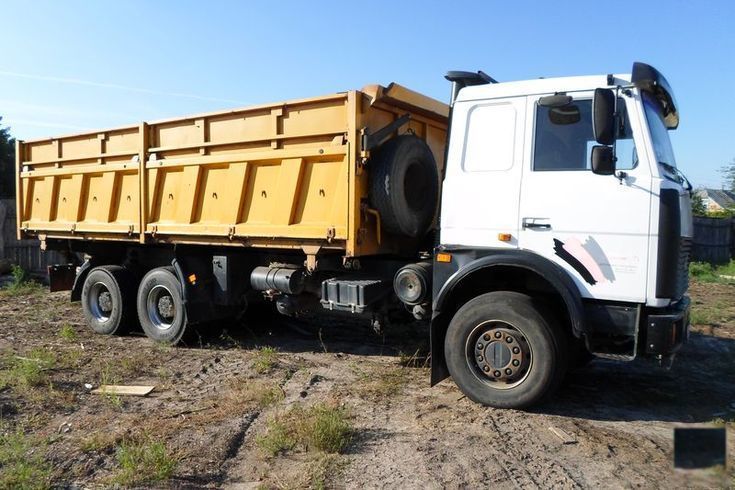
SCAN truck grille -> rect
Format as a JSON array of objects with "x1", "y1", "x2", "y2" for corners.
[
  {"x1": 656, "y1": 189, "x2": 690, "y2": 300},
  {"x1": 674, "y1": 237, "x2": 692, "y2": 299}
]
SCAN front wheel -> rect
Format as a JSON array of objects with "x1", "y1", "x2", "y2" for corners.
[
  {"x1": 444, "y1": 291, "x2": 567, "y2": 409},
  {"x1": 136, "y1": 266, "x2": 188, "y2": 344}
]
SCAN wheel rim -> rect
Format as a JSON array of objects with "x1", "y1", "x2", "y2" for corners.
[
  {"x1": 465, "y1": 320, "x2": 532, "y2": 390},
  {"x1": 88, "y1": 282, "x2": 113, "y2": 323},
  {"x1": 146, "y1": 284, "x2": 176, "y2": 331}
]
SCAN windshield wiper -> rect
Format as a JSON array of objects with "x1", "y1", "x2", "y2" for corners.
[{"x1": 659, "y1": 161, "x2": 692, "y2": 191}]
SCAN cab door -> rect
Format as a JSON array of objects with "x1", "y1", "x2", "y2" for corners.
[
  {"x1": 518, "y1": 93, "x2": 652, "y2": 303},
  {"x1": 440, "y1": 96, "x2": 526, "y2": 248}
]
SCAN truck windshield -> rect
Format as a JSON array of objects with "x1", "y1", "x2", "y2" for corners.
[{"x1": 643, "y1": 93, "x2": 677, "y2": 169}]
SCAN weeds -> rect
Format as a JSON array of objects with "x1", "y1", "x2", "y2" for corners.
[
  {"x1": 111, "y1": 437, "x2": 177, "y2": 486},
  {"x1": 256, "y1": 418, "x2": 296, "y2": 456},
  {"x1": 253, "y1": 346, "x2": 279, "y2": 374},
  {"x1": 80, "y1": 431, "x2": 121, "y2": 453},
  {"x1": 0, "y1": 265, "x2": 45, "y2": 297},
  {"x1": 100, "y1": 363, "x2": 123, "y2": 409},
  {"x1": 0, "y1": 423, "x2": 52, "y2": 489},
  {"x1": 0, "y1": 348, "x2": 56, "y2": 393},
  {"x1": 690, "y1": 261, "x2": 735, "y2": 283},
  {"x1": 308, "y1": 453, "x2": 346, "y2": 490},
  {"x1": 353, "y1": 365, "x2": 408, "y2": 399},
  {"x1": 256, "y1": 403, "x2": 352, "y2": 457},
  {"x1": 58, "y1": 324, "x2": 78, "y2": 342},
  {"x1": 228, "y1": 378, "x2": 284, "y2": 409}
]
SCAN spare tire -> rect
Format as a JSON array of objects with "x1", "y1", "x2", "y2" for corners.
[{"x1": 369, "y1": 135, "x2": 439, "y2": 238}]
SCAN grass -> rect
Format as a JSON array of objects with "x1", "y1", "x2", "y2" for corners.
[
  {"x1": 80, "y1": 431, "x2": 122, "y2": 453},
  {"x1": 99, "y1": 363, "x2": 123, "y2": 409},
  {"x1": 256, "y1": 403, "x2": 352, "y2": 457},
  {"x1": 110, "y1": 437, "x2": 177, "y2": 486},
  {"x1": 0, "y1": 265, "x2": 45, "y2": 297},
  {"x1": 253, "y1": 346, "x2": 279, "y2": 374},
  {"x1": 0, "y1": 348, "x2": 56, "y2": 393},
  {"x1": 351, "y1": 363, "x2": 409, "y2": 399},
  {"x1": 690, "y1": 260, "x2": 735, "y2": 283},
  {"x1": 58, "y1": 324, "x2": 78, "y2": 342},
  {"x1": 256, "y1": 418, "x2": 296, "y2": 456},
  {"x1": 308, "y1": 453, "x2": 346, "y2": 490},
  {"x1": 0, "y1": 423, "x2": 52, "y2": 489},
  {"x1": 227, "y1": 378, "x2": 284, "y2": 409}
]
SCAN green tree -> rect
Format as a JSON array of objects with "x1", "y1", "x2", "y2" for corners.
[
  {"x1": 721, "y1": 157, "x2": 735, "y2": 192},
  {"x1": 0, "y1": 117, "x2": 15, "y2": 199},
  {"x1": 691, "y1": 190, "x2": 707, "y2": 216}
]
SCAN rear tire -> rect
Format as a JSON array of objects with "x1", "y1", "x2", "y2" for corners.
[
  {"x1": 136, "y1": 266, "x2": 188, "y2": 344},
  {"x1": 444, "y1": 291, "x2": 568, "y2": 409},
  {"x1": 81, "y1": 266, "x2": 137, "y2": 335}
]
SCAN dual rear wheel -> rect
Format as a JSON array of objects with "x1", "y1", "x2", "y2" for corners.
[{"x1": 81, "y1": 265, "x2": 188, "y2": 344}]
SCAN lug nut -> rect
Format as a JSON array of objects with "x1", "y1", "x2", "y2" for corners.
[
  {"x1": 483, "y1": 333, "x2": 491, "y2": 341},
  {"x1": 477, "y1": 355, "x2": 484, "y2": 362},
  {"x1": 505, "y1": 368, "x2": 512, "y2": 375},
  {"x1": 506, "y1": 336, "x2": 513, "y2": 343},
  {"x1": 494, "y1": 331, "x2": 502, "y2": 339},
  {"x1": 483, "y1": 366, "x2": 490, "y2": 372},
  {"x1": 493, "y1": 370, "x2": 501, "y2": 377},
  {"x1": 512, "y1": 347, "x2": 520, "y2": 354},
  {"x1": 477, "y1": 343, "x2": 484, "y2": 350},
  {"x1": 512, "y1": 359, "x2": 520, "y2": 366}
]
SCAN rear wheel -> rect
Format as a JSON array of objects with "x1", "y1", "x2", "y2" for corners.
[
  {"x1": 444, "y1": 291, "x2": 568, "y2": 409},
  {"x1": 137, "y1": 266, "x2": 188, "y2": 344},
  {"x1": 81, "y1": 266, "x2": 136, "y2": 335}
]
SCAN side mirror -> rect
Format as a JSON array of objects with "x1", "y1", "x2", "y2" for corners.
[
  {"x1": 592, "y1": 88, "x2": 616, "y2": 145},
  {"x1": 591, "y1": 145, "x2": 615, "y2": 175}
]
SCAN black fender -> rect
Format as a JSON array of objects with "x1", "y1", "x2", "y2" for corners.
[
  {"x1": 70, "y1": 259, "x2": 96, "y2": 302},
  {"x1": 430, "y1": 248, "x2": 585, "y2": 385}
]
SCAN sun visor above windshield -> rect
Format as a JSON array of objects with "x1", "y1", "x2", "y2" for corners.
[{"x1": 631, "y1": 62, "x2": 679, "y2": 129}]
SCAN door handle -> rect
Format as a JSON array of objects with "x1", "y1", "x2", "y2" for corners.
[{"x1": 522, "y1": 219, "x2": 551, "y2": 230}]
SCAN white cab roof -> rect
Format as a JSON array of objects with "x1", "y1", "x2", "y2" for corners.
[{"x1": 455, "y1": 73, "x2": 632, "y2": 102}]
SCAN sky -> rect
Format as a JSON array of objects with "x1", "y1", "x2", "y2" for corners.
[{"x1": 1, "y1": 0, "x2": 733, "y2": 188}]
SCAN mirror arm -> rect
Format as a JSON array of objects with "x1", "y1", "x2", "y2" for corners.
[{"x1": 615, "y1": 170, "x2": 627, "y2": 184}]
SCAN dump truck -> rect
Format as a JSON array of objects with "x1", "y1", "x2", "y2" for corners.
[{"x1": 15, "y1": 62, "x2": 692, "y2": 408}]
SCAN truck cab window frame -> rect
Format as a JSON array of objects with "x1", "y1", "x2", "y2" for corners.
[{"x1": 532, "y1": 97, "x2": 637, "y2": 172}]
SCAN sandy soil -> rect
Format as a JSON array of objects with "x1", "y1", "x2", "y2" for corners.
[{"x1": 0, "y1": 280, "x2": 733, "y2": 488}]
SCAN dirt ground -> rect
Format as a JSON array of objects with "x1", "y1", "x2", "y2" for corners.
[{"x1": 1, "y1": 280, "x2": 734, "y2": 489}]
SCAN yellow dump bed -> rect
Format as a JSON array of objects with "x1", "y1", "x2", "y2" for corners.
[{"x1": 16, "y1": 84, "x2": 448, "y2": 257}]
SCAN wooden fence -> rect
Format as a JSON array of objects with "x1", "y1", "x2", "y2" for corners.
[
  {"x1": 0, "y1": 199, "x2": 64, "y2": 275},
  {"x1": 691, "y1": 216, "x2": 734, "y2": 265}
]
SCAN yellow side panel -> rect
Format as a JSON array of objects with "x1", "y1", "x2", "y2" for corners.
[
  {"x1": 111, "y1": 171, "x2": 140, "y2": 225},
  {"x1": 81, "y1": 172, "x2": 116, "y2": 223},
  {"x1": 293, "y1": 159, "x2": 347, "y2": 232},
  {"x1": 54, "y1": 175, "x2": 84, "y2": 222},
  {"x1": 240, "y1": 163, "x2": 280, "y2": 225},
  {"x1": 27, "y1": 177, "x2": 54, "y2": 222},
  {"x1": 152, "y1": 169, "x2": 184, "y2": 223}
]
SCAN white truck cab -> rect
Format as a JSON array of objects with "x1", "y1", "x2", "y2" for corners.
[{"x1": 430, "y1": 63, "x2": 692, "y2": 408}]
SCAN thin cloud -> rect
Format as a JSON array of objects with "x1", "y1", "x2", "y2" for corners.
[
  {"x1": 0, "y1": 70, "x2": 245, "y2": 105},
  {"x1": 8, "y1": 118, "x2": 93, "y2": 131}
]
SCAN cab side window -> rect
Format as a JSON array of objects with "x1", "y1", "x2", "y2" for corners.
[{"x1": 533, "y1": 99, "x2": 636, "y2": 171}]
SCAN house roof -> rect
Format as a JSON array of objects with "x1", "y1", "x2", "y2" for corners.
[{"x1": 699, "y1": 188, "x2": 735, "y2": 209}]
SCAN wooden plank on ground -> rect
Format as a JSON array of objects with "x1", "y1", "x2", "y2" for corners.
[
  {"x1": 91, "y1": 385, "x2": 155, "y2": 396},
  {"x1": 548, "y1": 426, "x2": 577, "y2": 444}
]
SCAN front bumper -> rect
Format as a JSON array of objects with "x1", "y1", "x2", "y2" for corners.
[{"x1": 644, "y1": 296, "x2": 691, "y2": 356}]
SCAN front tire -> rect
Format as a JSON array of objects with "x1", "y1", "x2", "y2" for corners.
[
  {"x1": 444, "y1": 291, "x2": 567, "y2": 409},
  {"x1": 136, "y1": 266, "x2": 188, "y2": 344}
]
